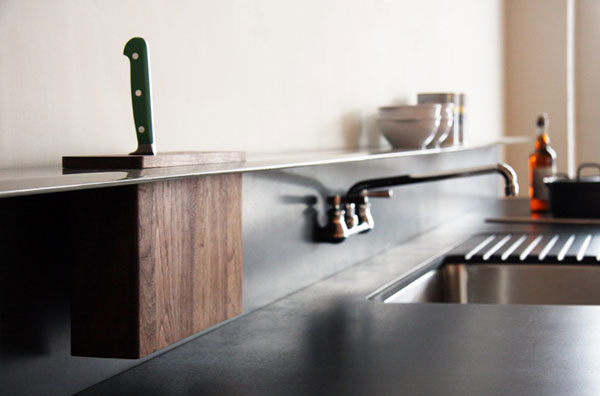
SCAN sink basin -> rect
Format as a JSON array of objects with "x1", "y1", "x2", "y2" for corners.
[{"x1": 371, "y1": 261, "x2": 600, "y2": 305}]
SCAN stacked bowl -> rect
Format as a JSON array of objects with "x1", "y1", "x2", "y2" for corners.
[{"x1": 377, "y1": 104, "x2": 454, "y2": 149}]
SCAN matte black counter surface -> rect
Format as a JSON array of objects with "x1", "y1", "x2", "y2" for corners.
[{"x1": 77, "y1": 208, "x2": 600, "y2": 396}]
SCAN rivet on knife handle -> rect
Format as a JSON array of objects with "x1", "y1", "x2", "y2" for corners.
[{"x1": 124, "y1": 37, "x2": 155, "y2": 155}]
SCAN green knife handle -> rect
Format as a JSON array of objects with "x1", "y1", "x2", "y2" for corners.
[{"x1": 123, "y1": 37, "x2": 154, "y2": 148}]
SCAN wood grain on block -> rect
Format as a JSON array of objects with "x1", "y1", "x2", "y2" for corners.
[
  {"x1": 62, "y1": 151, "x2": 246, "y2": 169},
  {"x1": 70, "y1": 174, "x2": 242, "y2": 358}
]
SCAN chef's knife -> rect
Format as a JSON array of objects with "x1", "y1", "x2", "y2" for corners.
[{"x1": 124, "y1": 37, "x2": 155, "y2": 155}]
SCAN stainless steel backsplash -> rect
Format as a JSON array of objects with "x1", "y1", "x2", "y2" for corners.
[{"x1": 242, "y1": 147, "x2": 500, "y2": 312}]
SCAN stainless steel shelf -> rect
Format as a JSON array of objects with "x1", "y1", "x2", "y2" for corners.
[{"x1": 0, "y1": 137, "x2": 527, "y2": 198}]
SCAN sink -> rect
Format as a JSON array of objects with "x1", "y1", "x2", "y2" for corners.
[
  {"x1": 369, "y1": 232, "x2": 600, "y2": 305},
  {"x1": 376, "y1": 262, "x2": 600, "y2": 305}
]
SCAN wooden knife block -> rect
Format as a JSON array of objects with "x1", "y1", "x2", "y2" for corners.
[
  {"x1": 62, "y1": 151, "x2": 246, "y2": 169},
  {"x1": 69, "y1": 174, "x2": 242, "y2": 358}
]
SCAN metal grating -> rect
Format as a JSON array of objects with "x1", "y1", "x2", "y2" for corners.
[{"x1": 445, "y1": 233, "x2": 600, "y2": 264}]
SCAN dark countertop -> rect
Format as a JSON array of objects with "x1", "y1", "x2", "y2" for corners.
[{"x1": 77, "y1": 203, "x2": 600, "y2": 396}]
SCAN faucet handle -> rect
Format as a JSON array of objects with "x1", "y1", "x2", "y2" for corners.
[
  {"x1": 323, "y1": 195, "x2": 349, "y2": 242},
  {"x1": 361, "y1": 189, "x2": 393, "y2": 198},
  {"x1": 327, "y1": 195, "x2": 343, "y2": 208},
  {"x1": 344, "y1": 203, "x2": 359, "y2": 229}
]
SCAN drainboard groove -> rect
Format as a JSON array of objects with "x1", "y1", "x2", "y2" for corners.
[
  {"x1": 576, "y1": 234, "x2": 593, "y2": 262},
  {"x1": 501, "y1": 235, "x2": 527, "y2": 261},
  {"x1": 464, "y1": 234, "x2": 496, "y2": 261},
  {"x1": 538, "y1": 234, "x2": 560, "y2": 261},
  {"x1": 519, "y1": 234, "x2": 543, "y2": 261},
  {"x1": 482, "y1": 234, "x2": 512, "y2": 261},
  {"x1": 561, "y1": 233, "x2": 593, "y2": 262},
  {"x1": 557, "y1": 234, "x2": 576, "y2": 262},
  {"x1": 585, "y1": 234, "x2": 600, "y2": 262}
]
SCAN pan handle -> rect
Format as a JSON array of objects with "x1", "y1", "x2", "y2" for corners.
[{"x1": 577, "y1": 163, "x2": 600, "y2": 181}]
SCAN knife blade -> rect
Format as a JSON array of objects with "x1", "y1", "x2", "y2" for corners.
[{"x1": 124, "y1": 37, "x2": 155, "y2": 155}]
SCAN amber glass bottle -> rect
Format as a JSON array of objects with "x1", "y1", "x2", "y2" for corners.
[{"x1": 529, "y1": 113, "x2": 556, "y2": 212}]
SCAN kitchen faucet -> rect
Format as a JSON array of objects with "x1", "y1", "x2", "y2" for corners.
[{"x1": 319, "y1": 163, "x2": 519, "y2": 243}]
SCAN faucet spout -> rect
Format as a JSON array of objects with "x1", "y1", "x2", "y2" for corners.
[
  {"x1": 318, "y1": 162, "x2": 519, "y2": 243},
  {"x1": 496, "y1": 163, "x2": 519, "y2": 197},
  {"x1": 346, "y1": 163, "x2": 519, "y2": 197}
]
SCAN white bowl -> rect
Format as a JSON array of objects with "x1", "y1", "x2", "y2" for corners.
[
  {"x1": 378, "y1": 104, "x2": 442, "y2": 120},
  {"x1": 378, "y1": 117, "x2": 440, "y2": 149}
]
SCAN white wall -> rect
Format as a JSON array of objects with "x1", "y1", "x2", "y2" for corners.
[
  {"x1": 505, "y1": 0, "x2": 600, "y2": 193},
  {"x1": 504, "y1": 0, "x2": 572, "y2": 196},
  {"x1": 576, "y1": 0, "x2": 600, "y2": 166},
  {"x1": 0, "y1": 0, "x2": 504, "y2": 168}
]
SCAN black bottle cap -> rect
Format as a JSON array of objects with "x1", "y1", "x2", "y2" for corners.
[{"x1": 536, "y1": 113, "x2": 548, "y2": 128}]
